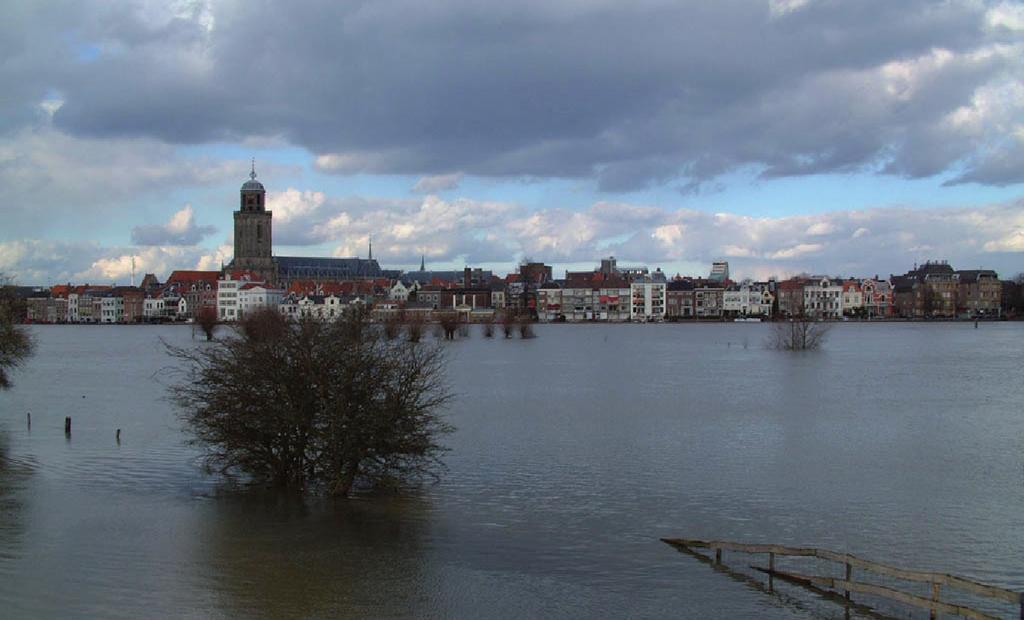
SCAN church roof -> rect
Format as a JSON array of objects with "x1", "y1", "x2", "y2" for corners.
[{"x1": 275, "y1": 256, "x2": 383, "y2": 279}]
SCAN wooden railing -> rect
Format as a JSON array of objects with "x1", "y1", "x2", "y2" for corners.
[{"x1": 662, "y1": 538, "x2": 1023, "y2": 620}]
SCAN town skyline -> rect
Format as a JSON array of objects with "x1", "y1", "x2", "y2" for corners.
[{"x1": 1, "y1": 1, "x2": 1022, "y2": 284}]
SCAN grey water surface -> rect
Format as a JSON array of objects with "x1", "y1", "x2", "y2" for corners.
[{"x1": 0, "y1": 323, "x2": 1022, "y2": 619}]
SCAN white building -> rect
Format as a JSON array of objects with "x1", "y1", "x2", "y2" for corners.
[
  {"x1": 67, "y1": 293, "x2": 80, "y2": 323},
  {"x1": 630, "y1": 279, "x2": 666, "y2": 321},
  {"x1": 723, "y1": 282, "x2": 774, "y2": 317},
  {"x1": 143, "y1": 297, "x2": 165, "y2": 320},
  {"x1": 280, "y1": 294, "x2": 354, "y2": 321},
  {"x1": 218, "y1": 273, "x2": 282, "y2": 321},
  {"x1": 537, "y1": 283, "x2": 562, "y2": 322},
  {"x1": 803, "y1": 277, "x2": 844, "y2": 319},
  {"x1": 217, "y1": 276, "x2": 241, "y2": 321},
  {"x1": 99, "y1": 296, "x2": 124, "y2": 324},
  {"x1": 237, "y1": 284, "x2": 284, "y2": 319},
  {"x1": 389, "y1": 280, "x2": 419, "y2": 301},
  {"x1": 841, "y1": 280, "x2": 863, "y2": 317}
]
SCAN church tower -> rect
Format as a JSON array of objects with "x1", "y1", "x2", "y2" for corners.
[{"x1": 233, "y1": 160, "x2": 275, "y2": 280}]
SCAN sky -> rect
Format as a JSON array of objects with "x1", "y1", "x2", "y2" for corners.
[{"x1": 1, "y1": 0, "x2": 1022, "y2": 285}]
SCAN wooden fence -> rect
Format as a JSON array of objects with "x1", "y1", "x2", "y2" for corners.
[{"x1": 663, "y1": 538, "x2": 1023, "y2": 620}]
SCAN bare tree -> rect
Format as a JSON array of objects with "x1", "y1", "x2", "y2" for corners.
[
  {"x1": 438, "y1": 312, "x2": 459, "y2": 340},
  {"x1": 406, "y1": 313, "x2": 425, "y2": 342},
  {"x1": 168, "y1": 307, "x2": 453, "y2": 496},
  {"x1": 382, "y1": 315, "x2": 402, "y2": 340},
  {"x1": 195, "y1": 306, "x2": 218, "y2": 341},
  {"x1": 0, "y1": 274, "x2": 34, "y2": 390},
  {"x1": 500, "y1": 312, "x2": 514, "y2": 338},
  {"x1": 768, "y1": 316, "x2": 830, "y2": 351},
  {"x1": 516, "y1": 315, "x2": 535, "y2": 339}
]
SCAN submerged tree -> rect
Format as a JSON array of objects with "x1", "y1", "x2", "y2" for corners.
[
  {"x1": 516, "y1": 315, "x2": 535, "y2": 339},
  {"x1": 768, "y1": 316, "x2": 830, "y2": 351},
  {"x1": 169, "y1": 307, "x2": 453, "y2": 496},
  {"x1": 0, "y1": 274, "x2": 33, "y2": 390},
  {"x1": 195, "y1": 306, "x2": 219, "y2": 341}
]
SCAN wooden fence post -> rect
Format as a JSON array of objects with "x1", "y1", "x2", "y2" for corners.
[
  {"x1": 844, "y1": 562, "x2": 852, "y2": 600},
  {"x1": 930, "y1": 583, "x2": 941, "y2": 620}
]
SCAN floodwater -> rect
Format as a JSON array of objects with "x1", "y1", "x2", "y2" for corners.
[{"x1": 0, "y1": 323, "x2": 1022, "y2": 619}]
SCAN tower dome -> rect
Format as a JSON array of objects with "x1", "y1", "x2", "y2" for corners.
[
  {"x1": 241, "y1": 159, "x2": 265, "y2": 192},
  {"x1": 239, "y1": 159, "x2": 266, "y2": 212}
]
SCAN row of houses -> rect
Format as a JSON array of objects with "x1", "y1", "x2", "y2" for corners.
[{"x1": 19, "y1": 258, "x2": 1019, "y2": 324}]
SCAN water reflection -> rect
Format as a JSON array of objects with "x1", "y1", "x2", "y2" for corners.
[
  {"x1": 198, "y1": 490, "x2": 434, "y2": 619},
  {"x1": 1, "y1": 324, "x2": 1022, "y2": 618},
  {"x1": 0, "y1": 430, "x2": 30, "y2": 565}
]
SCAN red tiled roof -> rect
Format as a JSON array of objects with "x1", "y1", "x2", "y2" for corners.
[{"x1": 166, "y1": 270, "x2": 221, "y2": 284}]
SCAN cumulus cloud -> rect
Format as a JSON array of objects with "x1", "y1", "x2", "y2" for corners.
[
  {"x1": 248, "y1": 188, "x2": 1024, "y2": 278},
  {"x1": 4, "y1": 196, "x2": 1023, "y2": 283},
  {"x1": 130, "y1": 205, "x2": 216, "y2": 245},
  {"x1": 0, "y1": 239, "x2": 223, "y2": 285},
  {"x1": 1, "y1": 0, "x2": 1020, "y2": 191},
  {"x1": 412, "y1": 173, "x2": 463, "y2": 194}
]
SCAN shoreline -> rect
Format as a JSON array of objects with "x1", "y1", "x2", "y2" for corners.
[{"x1": 21, "y1": 317, "x2": 1019, "y2": 327}]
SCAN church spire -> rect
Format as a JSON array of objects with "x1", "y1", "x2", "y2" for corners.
[
  {"x1": 368, "y1": 236, "x2": 373, "y2": 261},
  {"x1": 420, "y1": 254, "x2": 425, "y2": 272}
]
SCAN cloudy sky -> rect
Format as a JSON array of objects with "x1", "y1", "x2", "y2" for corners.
[{"x1": 2, "y1": 0, "x2": 1022, "y2": 284}]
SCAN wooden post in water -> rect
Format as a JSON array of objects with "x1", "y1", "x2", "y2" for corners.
[
  {"x1": 844, "y1": 562, "x2": 852, "y2": 600},
  {"x1": 64, "y1": 416, "x2": 71, "y2": 435},
  {"x1": 768, "y1": 552, "x2": 775, "y2": 592},
  {"x1": 715, "y1": 548, "x2": 722, "y2": 564},
  {"x1": 930, "y1": 583, "x2": 941, "y2": 620},
  {"x1": 116, "y1": 429, "x2": 121, "y2": 444},
  {"x1": 26, "y1": 412, "x2": 31, "y2": 430},
  {"x1": 1019, "y1": 592, "x2": 1022, "y2": 620}
]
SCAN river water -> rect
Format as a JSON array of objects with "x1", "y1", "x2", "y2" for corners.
[{"x1": 0, "y1": 323, "x2": 1022, "y2": 618}]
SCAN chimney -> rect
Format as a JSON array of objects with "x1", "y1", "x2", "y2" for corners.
[{"x1": 464, "y1": 267, "x2": 472, "y2": 288}]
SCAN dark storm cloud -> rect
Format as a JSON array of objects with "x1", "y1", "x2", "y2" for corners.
[{"x1": 7, "y1": 0, "x2": 1024, "y2": 189}]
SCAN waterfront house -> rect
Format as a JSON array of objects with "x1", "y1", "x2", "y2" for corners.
[
  {"x1": 841, "y1": 280, "x2": 864, "y2": 317},
  {"x1": 776, "y1": 278, "x2": 807, "y2": 317},
  {"x1": 489, "y1": 280, "x2": 508, "y2": 310},
  {"x1": 723, "y1": 281, "x2": 774, "y2": 318},
  {"x1": 143, "y1": 296, "x2": 165, "y2": 321},
  {"x1": 956, "y1": 270, "x2": 1001, "y2": 317},
  {"x1": 803, "y1": 276, "x2": 843, "y2": 319},
  {"x1": 666, "y1": 280, "x2": 695, "y2": 318},
  {"x1": 630, "y1": 278, "x2": 666, "y2": 321},
  {"x1": 860, "y1": 277, "x2": 893, "y2": 318},
  {"x1": 537, "y1": 281, "x2": 562, "y2": 322},
  {"x1": 695, "y1": 282, "x2": 724, "y2": 319},
  {"x1": 596, "y1": 277, "x2": 631, "y2": 321}
]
